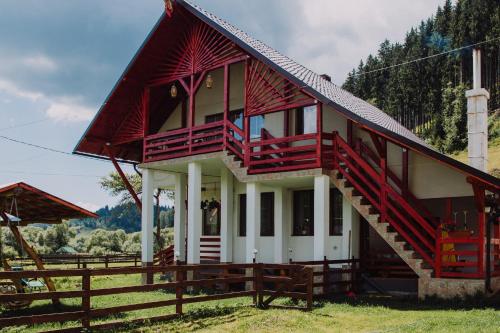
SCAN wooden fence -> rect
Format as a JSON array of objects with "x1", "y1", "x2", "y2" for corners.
[
  {"x1": 8, "y1": 253, "x2": 141, "y2": 268},
  {"x1": 0, "y1": 263, "x2": 313, "y2": 332},
  {"x1": 291, "y1": 257, "x2": 361, "y2": 295}
]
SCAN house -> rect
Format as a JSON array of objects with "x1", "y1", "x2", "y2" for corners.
[{"x1": 74, "y1": 0, "x2": 500, "y2": 298}]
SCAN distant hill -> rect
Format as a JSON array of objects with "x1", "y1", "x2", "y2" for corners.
[
  {"x1": 343, "y1": 0, "x2": 499, "y2": 154},
  {"x1": 70, "y1": 202, "x2": 173, "y2": 233}
]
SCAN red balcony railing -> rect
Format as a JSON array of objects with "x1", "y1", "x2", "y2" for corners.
[{"x1": 144, "y1": 121, "x2": 225, "y2": 162}]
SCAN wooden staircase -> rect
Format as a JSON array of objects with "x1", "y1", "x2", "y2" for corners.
[{"x1": 330, "y1": 170, "x2": 433, "y2": 278}]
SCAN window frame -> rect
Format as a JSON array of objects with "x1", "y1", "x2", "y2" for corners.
[
  {"x1": 239, "y1": 194, "x2": 246, "y2": 237},
  {"x1": 292, "y1": 189, "x2": 315, "y2": 236},
  {"x1": 260, "y1": 192, "x2": 275, "y2": 237},
  {"x1": 329, "y1": 188, "x2": 343, "y2": 236}
]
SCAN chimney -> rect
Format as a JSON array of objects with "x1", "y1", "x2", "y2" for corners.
[
  {"x1": 320, "y1": 74, "x2": 331, "y2": 82},
  {"x1": 466, "y1": 48, "x2": 489, "y2": 172}
]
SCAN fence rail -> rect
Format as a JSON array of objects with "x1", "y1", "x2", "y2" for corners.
[
  {"x1": 0, "y1": 262, "x2": 314, "y2": 332},
  {"x1": 8, "y1": 253, "x2": 141, "y2": 268}
]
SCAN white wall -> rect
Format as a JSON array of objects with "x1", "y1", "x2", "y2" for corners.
[{"x1": 231, "y1": 179, "x2": 359, "y2": 263}]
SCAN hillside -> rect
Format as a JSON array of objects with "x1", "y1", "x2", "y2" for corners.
[{"x1": 342, "y1": 0, "x2": 499, "y2": 155}]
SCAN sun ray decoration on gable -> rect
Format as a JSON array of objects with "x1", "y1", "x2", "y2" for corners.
[
  {"x1": 110, "y1": 89, "x2": 148, "y2": 145},
  {"x1": 148, "y1": 22, "x2": 245, "y2": 86},
  {"x1": 245, "y1": 59, "x2": 315, "y2": 116}
]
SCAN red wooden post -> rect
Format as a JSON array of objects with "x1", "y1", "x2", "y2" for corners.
[
  {"x1": 143, "y1": 88, "x2": 150, "y2": 138},
  {"x1": 188, "y1": 74, "x2": 195, "y2": 154},
  {"x1": 105, "y1": 144, "x2": 142, "y2": 210},
  {"x1": 402, "y1": 148, "x2": 409, "y2": 199},
  {"x1": 244, "y1": 59, "x2": 250, "y2": 168},
  {"x1": 380, "y1": 157, "x2": 387, "y2": 223},
  {"x1": 435, "y1": 225, "x2": 442, "y2": 278},
  {"x1": 332, "y1": 131, "x2": 338, "y2": 169},
  {"x1": 478, "y1": 208, "x2": 485, "y2": 278},
  {"x1": 223, "y1": 63, "x2": 230, "y2": 149},
  {"x1": 316, "y1": 102, "x2": 323, "y2": 168},
  {"x1": 306, "y1": 266, "x2": 313, "y2": 311}
]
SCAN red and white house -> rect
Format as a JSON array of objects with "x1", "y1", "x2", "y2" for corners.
[{"x1": 74, "y1": 1, "x2": 500, "y2": 298}]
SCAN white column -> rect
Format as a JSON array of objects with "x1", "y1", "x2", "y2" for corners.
[
  {"x1": 246, "y1": 182, "x2": 260, "y2": 263},
  {"x1": 174, "y1": 173, "x2": 187, "y2": 262},
  {"x1": 220, "y1": 168, "x2": 234, "y2": 263},
  {"x1": 141, "y1": 168, "x2": 155, "y2": 264},
  {"x1": 274, "y1": 187, "x2": 287, "y2": 263},
  {"x1": 187, "y1": 162, "x2": 202, "y2": 264},
  {"x1": 314, "y1": 175, "x2": 330, "y2": 261}
]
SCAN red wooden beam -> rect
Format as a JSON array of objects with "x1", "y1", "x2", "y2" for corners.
[
  {"x1": 223, "y1": 63, "x2": 230, "y2": 146},
  {"x1": 316, "y1": 102, "x2": 322, "y2": 168},
  {"x1": 105, "y1": 144, "x2": 142, "y2": 211},
  {"x1": 402, "y1": 148, "x2": 409, "y2": 199},
  {"x1": 369, "y1": 132, "x2": 386, "y2": 158},
  {"x1": 347, "y1": 119, "x2": 353, "y2": 146}
]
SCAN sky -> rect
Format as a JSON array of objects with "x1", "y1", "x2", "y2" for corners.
[{"x1": 0, "y1": 0, "x2": 445, "y2": 211}]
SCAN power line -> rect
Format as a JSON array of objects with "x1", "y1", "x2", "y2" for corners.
[
  {"x1": 0, "y1": 170, "x2": 102, "y2": 178},
  {"x1": 353, "y1": 36, "x2": 500, "y2": 77},
  {"x1": 0, "y1": 118, "x2": 50, "y2": 132},
  {"x1": 0, "y1": 134, "x2": 109, "y2": 163}
]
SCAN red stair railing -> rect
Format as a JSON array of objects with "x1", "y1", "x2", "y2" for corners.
[{"x1": 332, "y1": 132, "x2": 436, "y2": 270}]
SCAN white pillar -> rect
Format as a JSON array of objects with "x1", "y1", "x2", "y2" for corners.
[
  {"x1": 141, "y1": 169, "x2": 155, "y2": 264},
  {"x1": 187, "y1": 162, "x2": 202, "y2": 264},
  {"x1": 246, "y1": 182, "x2": 260, "y2": 263},
  {"x1": 141, "y1": 168, "x2": 155, "y2": 284},
  {"x1": 466, "y1": 48, "x2": 489, "y2": 172},
  {"x1": 220, "y1": 168, "x2": 234, "y2": 263},
  {"x1": 314, "y1": 175, "x2": 330, "y2": 261},
  {"x1": 174, "y1": 173, "x2": 187, "y2": 262},
  {"x1": 274, "y1": 187, "x2": 287, "y2": 263}
]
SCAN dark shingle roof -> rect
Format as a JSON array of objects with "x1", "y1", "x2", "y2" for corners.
[{"x1": 183, "y1": 0, "x2": 429, "y2": 148}]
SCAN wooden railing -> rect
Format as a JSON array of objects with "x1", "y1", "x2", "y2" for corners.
[
  {"x1": 153, "y1": 245, "x2": 174, "y2": 266},
  {"x1": 0, "y1": 263, "x2": 314, "y2": 332},
  {"x1": 144, "y1": 121, "x2": 225, "y2": 162},
  {"x1": 247, "y1": 133, "x2": 319, "y2": 174},
  {"x1": 332, "y1": 132, "x2": 436, "y2": 271}
]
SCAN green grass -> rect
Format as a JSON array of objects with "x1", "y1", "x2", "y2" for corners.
[
  {"x1": 450, "y1": 136, "x2": 500, "y2": 176},
  {"x1": 1, "y1": 272, "x2": 499, "y2": 333}
]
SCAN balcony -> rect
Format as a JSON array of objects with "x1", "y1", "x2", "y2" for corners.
[{"x1": 143, "y1": 120, "x2": 327, "y2": 174}]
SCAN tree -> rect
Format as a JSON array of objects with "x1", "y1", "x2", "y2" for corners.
[{"x1": 100, "y1": 171, "x2": 174, "y2": 249}]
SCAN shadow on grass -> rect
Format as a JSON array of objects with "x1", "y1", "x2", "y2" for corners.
[
  {"x1": 0, "y1": 301, "x2": 81, "y2": 318},
  {"x1": 316, "y1": 293, "x2": 500, "y2": 311}
]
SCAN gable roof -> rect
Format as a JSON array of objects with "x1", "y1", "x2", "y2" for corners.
[
  {"x1": 0, "y1": 182, "x2": 98, "y2": 225},
  {"x1": 74, "y1": 0, "x2": 499, "y2": 189}
]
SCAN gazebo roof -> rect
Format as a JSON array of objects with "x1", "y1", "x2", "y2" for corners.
[{"x1": 0, "y1": 182, "x2": 98, "y2": 226}]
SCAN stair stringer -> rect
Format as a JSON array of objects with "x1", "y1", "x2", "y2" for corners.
[{"x1": 328, "y1": 170, "x2": 433, "y2": 279}]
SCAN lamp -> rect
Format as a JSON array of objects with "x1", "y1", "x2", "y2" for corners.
[
  {"x1": 170, "y1": 84, "x2": 178, "y2": 98},
  {"x1": 206, "y1": 74, "x2": 213, "y2": 89}
]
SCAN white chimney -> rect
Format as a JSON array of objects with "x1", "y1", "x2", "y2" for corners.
[{"x1": 466, "y1": 48, "x2": 489, "y2": 172}]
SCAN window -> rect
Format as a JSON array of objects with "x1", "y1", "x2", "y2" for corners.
[
  {"x1": 239, "y1": 194, "x2": 246, "y2": 237},
  {"x1": 293, "y1": 190, "x2": 314, "y2": 236},
  {"x1": 250, "y1": 115, "x2": 264, "y2": 139},
  {"x1": 295, "y1": 105, "x2": 316, "y2": 135},
  {"x1": 330, "y1": 188, "x2": 343, "y2": 235},
  {"x1": 260, "y1": 192, "x2": 274, "y2": 236}
]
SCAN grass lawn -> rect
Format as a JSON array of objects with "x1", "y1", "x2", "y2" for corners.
[
  {"x1": 1, "y1": 271, "x2": 499, "y2": 333},
  {"x1": 450, "y1": 136, "x2": 500, "y2": 176}
]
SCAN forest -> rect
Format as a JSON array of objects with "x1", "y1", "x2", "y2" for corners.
[{"x1": 342, "y1": 0, "x2": 499, "y2": 154}]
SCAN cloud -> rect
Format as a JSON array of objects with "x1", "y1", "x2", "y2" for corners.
[
  {"x1": 45, "y1": 100, "x2": 95, "y2": 122},
  {"x1": 23, "y1": 54, "x2": 58, "y2": 72},
  {"x1": 0, "y1": 79, "x2": 44, "y2": 101}
]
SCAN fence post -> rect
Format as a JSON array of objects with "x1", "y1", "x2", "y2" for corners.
[
  {"x1": 134, "y1": 255, "x2": 138, "y2": 267},
  {"x1": 104, "y1": 255, "x2": 109, "y2": 268},
  {"x1": 257, "y1": 263, "x2": 264, "y2": 308},
  {"x1": 175, "y1": 264, "x2": 183, "y2": 315},
  {"x1": 435, "y1": 226, "x2": 441, "y2": 278},
  {"x1": 82, "y1": 269, "x2": 91, "y2": 330},
  {"x1": 77, "y1": 256, "x2": 81, "y2": 269},
  {"x1": 350, "y1": 256, "x2": 356, "y2": 293},
  {"x1": 306, "y1": 266, "x2": 313, "y2": 311},
  {"x1": 323, "y1": 256, "x2": 329, "y2": 295}
]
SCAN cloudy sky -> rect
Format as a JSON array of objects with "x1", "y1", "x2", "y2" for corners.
[{"x1": 0, "y1": 0, "x2": 445, "y2": 211}]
